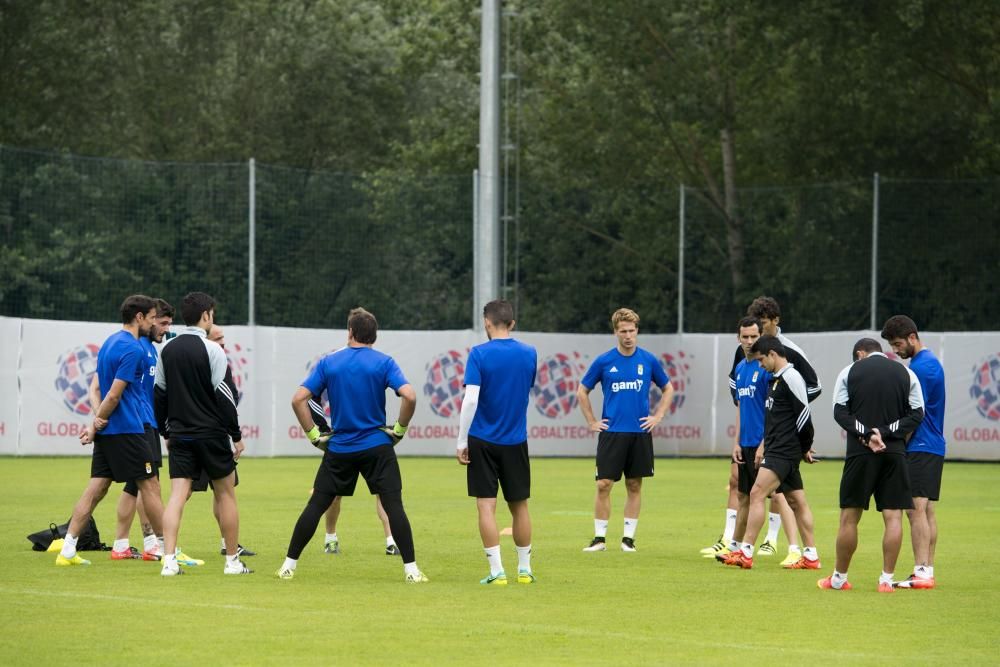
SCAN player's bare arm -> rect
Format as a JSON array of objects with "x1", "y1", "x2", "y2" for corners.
[{"x1": 576, "y1": 384, "x2": 608, "y2": 432}]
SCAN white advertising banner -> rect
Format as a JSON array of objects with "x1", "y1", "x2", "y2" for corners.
[
  {"x1": 0, "y1": 318, "x2": 20, "y2": 454},
  {"x1": 3, "y1": 316, "x2": 999, "y2": 460}
]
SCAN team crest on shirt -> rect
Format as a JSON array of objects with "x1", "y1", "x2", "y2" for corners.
[
  {"x1": 752, "y1": 371, "x2": 759, "y2": 383},
  {"x1": 637, "y1": 364, "x2": 644, "y2": 376}
]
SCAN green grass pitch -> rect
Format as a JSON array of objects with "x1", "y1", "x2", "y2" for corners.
[{"x1": 1, "y1": 456, "x2": 997, "y2": 665}]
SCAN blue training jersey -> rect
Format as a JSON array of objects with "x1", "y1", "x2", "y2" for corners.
[
  {"x1": 301, "y1": 346, "x2": 408, "y2": 453},
  {"x1": 465, "y1": 338, "x2": 537, "y2": 446},
  {"x1": 908, "y1": 348, "x2": 946, "y2": 456},
  {"x1": 734, "y1": 357, "x2": 770, "y2": 447},
  {"x1": 96, "y1": 330, "x2": 147, "y2": 435},
  {"x1": 580, "y1": 347, "x2": 669, "y2": 433},
  {"x1": 138, "y1": 337, "x2": 158, "y2": 426}
]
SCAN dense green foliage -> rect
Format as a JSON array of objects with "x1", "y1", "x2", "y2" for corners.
[{"x1": 1, "y1": 1, "x2": 997, "y2": 330}]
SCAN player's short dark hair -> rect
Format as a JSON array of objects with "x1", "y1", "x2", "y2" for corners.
[
  {"x1": 120, "y1": 295, "x2": 157, "y2": 324},
  {"x1": 180, "y1": 292, "x2": 216, "y2": 326},
  {"x1": 737, "y1": 316, "x2": 762, "y2": 334},
  {"x1": 348, "y1": 307, "x2": 378, "y2": 344},
  {"x1": 155, "y1": 298, "x2": 175, "y2": 319},
  {"x1": 751, "y1": 334, "x2": 785, "y2": 358},
  {"x1": 852, "y1": 337, "x2": 882, "y2": 361},
  {"x1": 483, "y1": 299, "x2": 515, "y2": 328},
  {"x1": 747, "y1": 296, "x2": 781, "y2": 321},
  {"x1": 881, "y1": 315, "x2": 919, "y2": 341}
]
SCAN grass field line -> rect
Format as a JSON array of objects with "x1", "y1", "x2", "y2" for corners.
[{"x1": 0, "y1": 585, "x2": 254, "y2": 611}]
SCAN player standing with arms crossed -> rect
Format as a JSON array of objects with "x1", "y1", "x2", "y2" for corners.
[
  {"x1": 577, "y1": 308, "x2": 673, "y2": 553},
  {"x1": 456, "y1": 299, "x2": 538, "y2": 585}
]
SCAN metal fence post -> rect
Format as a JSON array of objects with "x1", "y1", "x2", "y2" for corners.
[
  {"x1": 678, "y1": 184, "x2": 685, "y2": 334},
  {"x1": 248, "y1": 157, "x2": 256, "y2": 326},
  {"x1": 870, "y1": 172, "x2": 879, "y2": 331}
]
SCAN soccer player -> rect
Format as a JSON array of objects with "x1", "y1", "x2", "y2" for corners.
[
  {"x1": 456, "y1": 299, "x2": 537, "y2": 585},
  {"x1": 155, "y1": 292, "x2": 251, "y2": 576},
  {"x1": 98, "y1": 298, "x2": 173, "y2": 561},
  {"x1": 819, "y1": 337, "x2": 925, "y2": 592},
  {"x1": 721, "y1": 335, "x2": 820, "y2": 570},
  {"x1": 278, "y1": 307, "x2": 427, "y2": 583},
  {"x1": 60, "y1": 295, "x2": 166, "y2": 567},
  {"x1": 705, "y1": 296, "x2": 813, "y2": 564},
  {"x1": 577, "y1": 308, "x2": 673, "y2": 552},
  {"x1": 881, "y1": 315, "x2": 946, "y2": 589},
  {"x1": 716, "y1": 316, "x2": 773, "y2": 561},
  {"x1": 307, "y1": 393, "x2": 398, "y2": 556}
]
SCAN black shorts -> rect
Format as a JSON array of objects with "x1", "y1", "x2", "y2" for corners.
[
  {"x1": 92, "y1": 432, "x2": 157, "y2": 484},
  {"x1": 907, "y1": 452, "x2": 943, "y2": 501},
  {"x1": 595, "y1": 431, "x2": 654, "y2": 481},
  {"x1": 761, "y1": 455, "x2": 803, "y2": 494},
  {"x1": 192, "y1": 465, "x2": 240, "y2": 493},
  {"x1": 123, "y1": 427, "x2": 162, "y2": 496},
  {"x1": 312, "y1": 445, "x2": 402, "y2": 498},
  {"x1": 467, "y1": 437, "x2": 530, "y2": 502},
  {"x1": 737, "y1": 447, "x2": 760, "y2": 495},
  {"x1": 167, "y1": 436, "x2": 236, "y2": 483},
  {"x1": 840, "y1": 453, "x2": 913, "y2": 511}
]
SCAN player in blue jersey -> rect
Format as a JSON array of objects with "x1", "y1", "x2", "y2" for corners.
[
  {"x1": 713, "y1": 317, "x2": 775, "y2": 562},
  {"x1": 278, "y1": 308, "x2": 427, "y2": 583},
  {"x1": 577, "y1": 308, "x2": 673, "y2": 552},
  {"x1": 456, "y1": 299, "x2": 538, "y2": 585},
  {"x1": 882, "y1": 315, "x2": 946, "y2": 589},
  {"x1": 95, "y1": 298, "x2": 175, "y2": 561},
  {"x1": 59, "y1": 295, "x2": 165, "y2": 566}
]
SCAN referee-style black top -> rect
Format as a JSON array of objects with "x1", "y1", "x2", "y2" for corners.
[
  {"x1": 729, "y1": 331, "x2": 821, "y2": 406},
  {"x1": 154, "y1": 327, "x2": 242, "y2": 443},
  {"x1": 832, "y1": 352, "x2": 924, "y2": 457},
  {"x1": 763, "y1": 365, "x2": 814, "y2": 459}
]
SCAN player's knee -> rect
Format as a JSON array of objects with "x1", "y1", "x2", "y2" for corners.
[
  {"x1": 625, "y1": 479, "x2": 642, "y2": 493},
  {"x1": 378, "y1": 491, "x2": 404, "y2": 516},
  {"x1": 595, "y1": 479, "x2": 614, "y2": 494}
]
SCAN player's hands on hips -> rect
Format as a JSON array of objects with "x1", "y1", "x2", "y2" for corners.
[
  {"x1": 456, "y1": 445, "x2": 470, "y2": 465},
  {"x1": 232, "y1": 439, "x2": 245, "y2": 461},
  {"x1": 731, "y1": 443, "x2": 743, "y2": 463},
  {"x1": 306, "y1": 425, "x2": 332, "y2": 451},
  {"x1": 639, "y1": 414, "x2": 662, "y2": 432},
  {"x1": 588, "y1": 418, "x2": 609, "y2": 433}
]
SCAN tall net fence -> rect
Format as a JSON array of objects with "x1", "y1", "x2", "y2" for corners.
[{"x1": 1, "y1": 145, "x2": 996, "y2": 331}]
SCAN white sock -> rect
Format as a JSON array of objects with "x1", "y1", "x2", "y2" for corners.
[
  {"x1": 594, "y1": 519, "x2": 608, "y2": 538},
  {"x1": 914, "y1": 565, "x2": 932, "y2": 579},
  {"x1": 158, "y1": 537, "x2": 166, "y2": 554},
  {"x1": 879, "y1": 571, "x2": 895, "y2": 584},
  {"x1": 485, "y1": 545, "x2": 504, "y2": 576},
  {"x1": 163, "y1": 553, "x2": 177, "y2": 568},
  {"x1": 113, "y1": 538, "x2": 129, "y2": 552},
  {"x1": 403, "y1": 561, "x2": 420, "y2": 576},
  {"x1": 325, "y1": 532, "x2": 338, "y2": 544},
  {"x1": 60, "y1": 533, "x2": 79, "y2": 559},
  {"x1": 623, "y1": 518, "x2": 638, "y2": 539},
  {"x1": 765, "y1": 512, "x2": 781, "y2": 543},
  {"x1": 282, "y1": 557, "x2": 297, "y2": 571},
  {"x1": 722, "y1": 508, "x2": 738, "y2": 542},
  {"x1": 832, "y1": 570, "x2": 848, "y2": 589},
  {"x1": 386, "y1": 536, "x2": 396, "y2": 547},
  {"x1": 143, "y1": 534, "x2": 158, "y2": 553},
  {"x1": 926, "y1": 565, "x2": 935, "y2": 577},
  {"x1": 728, "y1": 538, "x2": 740, "y2": 551},
  {"x1": 788, "y1": 543, "x2": 801, "y2": 554},
  {"x1": 741, "y1": 542, "x2": 754, "y2": 558},
  {"x1": 803, "y1": 546, "x2": 818, "y2": 561},
  {"x1": 516, "y1": 544, "x2": 531, "y2": 572},
  {"x1": 226, "y1": 554, "x2": 239, "y2": 565}
]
